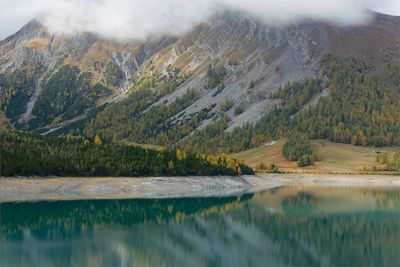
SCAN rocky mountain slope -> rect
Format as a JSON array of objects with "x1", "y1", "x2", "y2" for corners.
[
  {"x1": 0, "y1": 20, "x2": 174, "y2": 130},
  {"x1": 0, "y1": 12, "x2": 399, "y2": 138}
]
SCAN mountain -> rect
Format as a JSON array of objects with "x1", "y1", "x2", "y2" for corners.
[
  {"x1": 0, "y1": 20, "x2": 175, "y2": 130},
  {"x1": 0, "y1": 12, "x2": 399, "y2": 150},
  {"x1": 123, "y1": 12, "x2": 399, "y2": 131}
]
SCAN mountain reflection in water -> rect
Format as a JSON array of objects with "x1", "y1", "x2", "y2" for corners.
[{"x1": 1, "y1": 186, "x2": 399, "y2": 267}]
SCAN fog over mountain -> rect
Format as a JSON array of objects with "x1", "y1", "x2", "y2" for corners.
[{"x1": 0, "y1": 0, "x2": 399, "y2": 41}]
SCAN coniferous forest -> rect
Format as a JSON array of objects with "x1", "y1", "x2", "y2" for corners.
[{"x1": 0, "y1": 131, "x2": 253, "y2": 177}]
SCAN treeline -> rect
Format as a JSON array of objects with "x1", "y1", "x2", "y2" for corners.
[
  {"x1": 0, "y1": 131, "x2": 253, "y2": 177},
  {"x1": 180, "y1": 56, "x2": 400, "y2": 154}
]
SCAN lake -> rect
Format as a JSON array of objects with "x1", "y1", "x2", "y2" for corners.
[{"x1": 1, "y1": 185, "x2": 399, "y2": 267}]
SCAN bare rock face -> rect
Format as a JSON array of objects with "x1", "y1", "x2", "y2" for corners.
[
  {"x1": 146, "y1": 15, "x2": 329, "y2": 131},
  {"x1": 0, "y1": 12, "x2": 399, "y2": 134}
]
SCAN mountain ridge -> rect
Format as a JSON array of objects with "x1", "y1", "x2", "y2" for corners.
[{"x1": 0, "y1": 12, "x2": 399, "y2": 144}]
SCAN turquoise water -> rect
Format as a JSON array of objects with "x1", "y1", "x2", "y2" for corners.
[{"x1": 1, "y1": 186, "x2": 399, "y2": 267}]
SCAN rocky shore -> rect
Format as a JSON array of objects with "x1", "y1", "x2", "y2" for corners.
[{"x1": 0, "y1": 174, "x2": 399, "y2": 202}]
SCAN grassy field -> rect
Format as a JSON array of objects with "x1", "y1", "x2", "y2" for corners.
[
  {"x1": 120, "y1": 140, "x2": 165, "y2": 151},
  {"x1": 233, "y1": 139, "x2": 400, "y2": 174}
]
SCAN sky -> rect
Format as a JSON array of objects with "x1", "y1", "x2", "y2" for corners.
[{"x1": 0, "y1": 0, "x2": 399, "y2": 41}]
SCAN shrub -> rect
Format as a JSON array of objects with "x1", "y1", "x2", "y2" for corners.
[
  {"x1": 234, "y1": 106, "x2": 245, "y2": 115},
  {"x1": 255, "y1": 162, "x2": 280, "y2": 173},
  {"x1": 220, "y1": 98, "x2": 234, "y2": 112},
  {"x1": 206, "y1": 64, "x2": 227, "y2": 89}
]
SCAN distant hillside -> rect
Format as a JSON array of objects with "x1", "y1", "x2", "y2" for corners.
[
  {"x1": 0, "y1": 12, "x2": 399, "y2": 152},
  {"x1": 0, "y1": 20, "x2": 174, "y2": 131},
  {"x1": 178, "y1": 57, "x2": 400, "y2": 154}
]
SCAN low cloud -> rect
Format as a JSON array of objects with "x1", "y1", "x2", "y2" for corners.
[{"x1": 0, "y1": 0, "x2": 398, "y2": 41}]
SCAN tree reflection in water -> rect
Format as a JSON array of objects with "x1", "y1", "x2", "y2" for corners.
[{"x1": 1, "y1": 187, "x2": 399, "y2": 267}]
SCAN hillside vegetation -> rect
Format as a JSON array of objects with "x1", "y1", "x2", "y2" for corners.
[
  {"x1": 82, "y1": 70, "x2": 209, "y2": 146},
  {"x1": 375, "y1": 152, "x2": 400, "y2": 172},
  {"x1": 0, "y1": 131, "x2": 253, "y2": 177},
  {"x1": 180, "y1": 57, "x2": 400, "y2": 154},
  {"x1": 0, "y1": 112, "x2": 11, "y2": 131},
  {"x1": 30, "y1": 65, "x2": 111, "y2": 129}
]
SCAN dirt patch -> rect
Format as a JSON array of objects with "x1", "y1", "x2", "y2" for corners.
[{"x1": 24, "y1": 38, "x2": 49, "y2": 52}]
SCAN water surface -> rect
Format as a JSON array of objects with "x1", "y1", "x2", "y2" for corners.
[{"x1": 1, "y1": 186, "x2": 399, "y2": 266}]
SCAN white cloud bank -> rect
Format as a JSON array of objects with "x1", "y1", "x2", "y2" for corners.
[{"x1": 0, "y1": 0, "x2": 399, "y2": 41}]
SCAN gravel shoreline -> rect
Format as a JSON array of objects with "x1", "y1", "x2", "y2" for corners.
[
  {"x1": 0, "y1": 176, "x2": 251, "y2": 202},
  {"x1": 0, "y1": 174, "x2": 399, "y2": 202}
]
